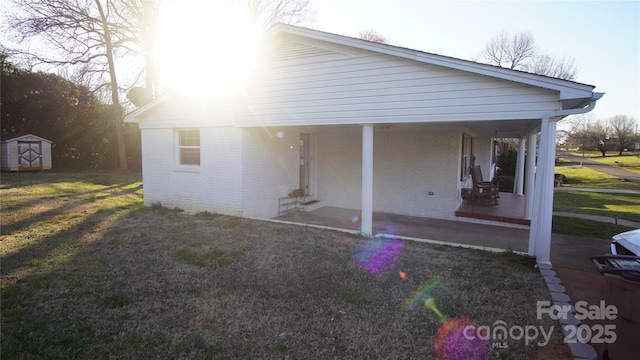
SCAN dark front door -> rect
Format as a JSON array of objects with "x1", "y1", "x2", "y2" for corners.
[{"x1": 299, "y1": 133, "x2": 311, "y2": 195}]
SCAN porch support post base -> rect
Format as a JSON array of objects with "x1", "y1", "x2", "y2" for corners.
[{"x1": 361, "y1": 124, "x2": 374, "y2": 236}]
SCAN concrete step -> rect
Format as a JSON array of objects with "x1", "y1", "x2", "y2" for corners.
[{"x1": 300, "y1": 199, "x2": 323, "y2": 212}]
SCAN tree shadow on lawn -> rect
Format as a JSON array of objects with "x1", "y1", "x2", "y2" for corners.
[
  {"x1": 2, "y1": 206, "x2": 565, "y2": 359},
  {"x1": 554, "y1": 191, "x2": 640, "y2": 221},
  {"x1": 0, "y1": 171, "x2": 142, "y2": 189},
  {"x1": 0, "y1": 172, "x2": 142, "y2": 217}
]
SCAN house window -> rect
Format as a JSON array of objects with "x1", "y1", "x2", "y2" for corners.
[
  {"x1": 461, "y1": 133, "x2": 473, "y2": 180},
  {"x1": 178, "y1": 129, "x2": 200, "y2": 165}
]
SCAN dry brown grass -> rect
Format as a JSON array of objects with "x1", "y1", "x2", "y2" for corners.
[{"x1": 1, "y1": 172, "x2": 565, "y2": 359}]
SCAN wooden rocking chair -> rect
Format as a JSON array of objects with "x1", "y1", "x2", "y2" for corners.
[{"x1": 470, "y1": 166, "x2": 499, "y2": 204}]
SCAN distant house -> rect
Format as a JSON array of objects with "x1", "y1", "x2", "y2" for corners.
[
  {"x1": 124, "y1": 24, "x2": 603, "y2": 264},
  {"x1": 1, "y1": 133, "x2": 53, "y2": 172}
]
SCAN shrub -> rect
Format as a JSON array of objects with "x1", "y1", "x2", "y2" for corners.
[
  {"x1": 554, "y1": 174, "x2": 567, "y2": 184},
  {"x1": 496, "y1": 148, "x2": 518, "y2": 176},
  {"x1": 494, "y1": 175, "x2": 514, "y2": 193}
]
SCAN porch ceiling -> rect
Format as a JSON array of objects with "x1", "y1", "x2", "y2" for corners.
[{"x1": 461, "y1": 118, "x2": 540, "y2": 138}]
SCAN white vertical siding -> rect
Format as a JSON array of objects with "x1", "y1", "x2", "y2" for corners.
[
  {"x1": 40, "y1": 141, "x2": 52, "y2": 170},
  {"x1": 241, "y1": 128, "x2": 300, "y2": 218},
  {"x1": 1, "y1": 141, "x2": 16, "y2": 171},
  {"x1": 140, "y1": 127, "x2": 243, "y2": 214}
]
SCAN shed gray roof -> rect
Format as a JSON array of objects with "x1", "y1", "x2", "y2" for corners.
[{"x1": 1, "y1": 133, "x2": 53, "y2": 143}]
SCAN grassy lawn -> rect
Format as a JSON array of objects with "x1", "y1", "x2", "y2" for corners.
[
  {"x1": 552, "y1": 216, "x2": 636, "y2": 239},
  {"x1": 553, "y1": 190, "x2": 640, "y2": 223},
  {"x1": 554, "y1": 158, "x2": 640, "y2": 190},
  {"x1": 551, "y1": 157, "x2": 640, "y2": 233},
  {"x1": 567, "y1": 151, "x2": 640, "y2": 174},
  {"x1": 1, "y1": 172, "x2": 564, "y2": 359},
  {"x1": 552, "y1": 157, "x2": 640, "y2": 236}
]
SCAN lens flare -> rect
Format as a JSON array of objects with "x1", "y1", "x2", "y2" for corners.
[
  {"x1": 400, "y1": 276, "x2": 489, "y2": 359},
  {"x1": 399, "y1": 275, "x2": 441, "y2": 314},
  {"x1": 352, "y1": 237, "x2": 404, "y2": 274},
  {"x1": 351, "y1": 215, "x2": 359, "y2": 223},
  {"x1": 434, "y1": 317, "x2": 490, "y2": 360},
  {"x1": 424, "y1": 297, "x2": 447, "y2": 322}
]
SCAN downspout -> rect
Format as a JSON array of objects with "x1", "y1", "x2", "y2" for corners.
[{"x1": 528, "y1": 94, "x2": 602, "y2": 264}]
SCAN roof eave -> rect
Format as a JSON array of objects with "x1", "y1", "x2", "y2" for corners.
[
  {"x1": 124, "y1": 94, "x2": 170, "y2": 123},
  {"x1": 0, "y1": 134, "x2": 53, "y2": 143}
]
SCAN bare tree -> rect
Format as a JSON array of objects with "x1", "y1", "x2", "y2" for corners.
[
  {"x1": 242, "y1": 0, "x2": 314, "y2": 31},
  {"x1": 481, "y1": 31, "x2": 535, "y2": 70},
  {"x1": 4, "y1": 0, "x2": 314, "y2": 169},
  {"x1": 5, "y1": 0, "x2": 145, "y2": 170},
  {"x1": 480, "y1": 31, "x2": 577, "y2": 80},
  {"x1": 562, "y1": 114, "x2": 599, "y2": 156},
  {"x1": 562, "y1": 113, "x2": 609, "y2": 157},
  {"x1": 591, "y1": 119, "x2": 616, "y2": 156},
  {"x1": 527, "y1": 54, "x2": 577, "y2": 80},
  {"x1": 608, "y1": 115, "x2": 638, "y2": 155},
  {"x1": 358, "y1": 29, "x2": 388, "y2": 44}
]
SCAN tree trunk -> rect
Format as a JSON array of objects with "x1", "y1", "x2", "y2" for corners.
[{"x1": 96, "y1": 0, "x2": 127, "y2": 171}]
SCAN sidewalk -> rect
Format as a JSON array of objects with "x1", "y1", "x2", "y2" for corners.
[{"x1": 555, "y1": 187, "x2": 640, "y2": 194}]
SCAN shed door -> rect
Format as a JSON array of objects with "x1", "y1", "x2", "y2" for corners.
[{"x1": 18, "y1": 141, "x2": 42, "y2": 170}]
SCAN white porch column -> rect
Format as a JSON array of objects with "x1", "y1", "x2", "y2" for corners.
[
  {"x1": 514, "y1": 137, "x2": 526, "y2": 195},
  {"x1": 528, "y1": 118, "x2": 557, "y2": 263},
  {"x1": 524, "y1": 133, "x2": 537, "y2": 219},
  {"x1": 361, "y1": 124, "x2": 374, "y2": 236}
]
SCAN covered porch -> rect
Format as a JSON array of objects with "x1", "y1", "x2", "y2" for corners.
[
  {"x1": 455, "y1": 192, "x2": 529, "y2": 226},
  {"x1": 272, "y1": 202, "x2": 610, "y2": 272},
  {"x1": 274, "y1": 204, "x2": 530, "y2": 253},
  {"x1": 274, "y1": 192, "x2": 530, "y2": 251}
]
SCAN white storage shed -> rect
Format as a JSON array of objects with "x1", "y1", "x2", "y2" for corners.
[{"x1": 1, "y1": 134, "x2": 53, "y2": 171}]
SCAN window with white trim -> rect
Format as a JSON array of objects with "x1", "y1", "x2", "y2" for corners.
[{"x1": 178, "y1": 129, "x2": 200, "y2": 165}]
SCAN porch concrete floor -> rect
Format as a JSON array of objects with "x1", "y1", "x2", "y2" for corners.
[{"x1": 274, "y1": 205, "x2": 610, "y2": 272}]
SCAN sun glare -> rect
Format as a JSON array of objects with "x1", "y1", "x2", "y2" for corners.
[{"x1": 156, "y1": 0, "x2": 260, "y2": 97}]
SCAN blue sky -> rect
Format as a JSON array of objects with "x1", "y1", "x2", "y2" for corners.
[{"x1": 313, "y1": 0, "x2": 640, "y2": 121}]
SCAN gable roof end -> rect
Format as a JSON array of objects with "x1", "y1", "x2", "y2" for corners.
[
  {"x1": 0, "y1": 133, "x2": 53, "y2": 143},
  {"x1": 126, "y1": 24, "x2": 602, "y2": 123},
  {"x1": 264, "y1": 23, "x2": 599, "y2": 108}
]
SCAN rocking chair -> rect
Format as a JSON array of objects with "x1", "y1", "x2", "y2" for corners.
[{"x1": 470, "y1": 166, "x2": 499, "y2": 204}]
